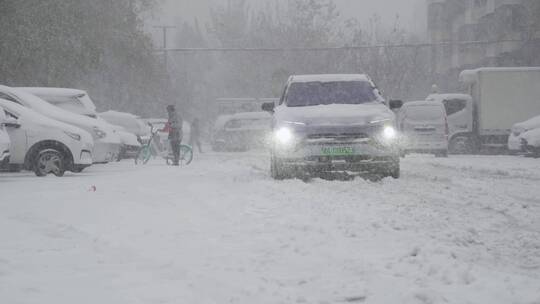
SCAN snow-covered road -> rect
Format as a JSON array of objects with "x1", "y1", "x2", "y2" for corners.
[{"x1": 1, "y1": 152, "x2": 540, "y2": 303}]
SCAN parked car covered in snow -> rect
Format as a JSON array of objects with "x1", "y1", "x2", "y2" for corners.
[
  {"x1": 508, "y1": 115, "x2": 540, "y2": 154},
  {"x1": 99, "y1": 110, "x2": 149, "y2": 137},
  {"x1": 397, "y1": 100, "x2": 449, "y2": 157},
  {"x1": 0, "y1": 99, "x2": 93, "y2": 176},
  {"x1": 212, "y1": 111, "x2": 272, "y2": 151},
  {"x1": 262, "y1": 74, "x2": 401, "y2": 179},
  {"x1": 0, "y1": 108, "x2": 11, "y2": 165},
  {"x1": 19, "y1": 87, "x2": 139, "y2": 161},
  {"x1": 0, "y1": 86, "x2": 121, "y2": 163}
]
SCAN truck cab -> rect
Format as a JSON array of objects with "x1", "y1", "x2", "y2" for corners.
[{"x1": 427, "y1": 94, "x2": 474, "y2": 154}]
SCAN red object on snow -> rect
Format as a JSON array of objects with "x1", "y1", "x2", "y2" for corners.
[{"x1": 161, "y1": 122, "x2": 172, "y2": 133}]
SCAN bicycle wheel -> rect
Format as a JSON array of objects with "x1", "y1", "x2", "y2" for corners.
[
  {"x1": 178, "y1": 144, "x2": 193, "y2": 166},
  {"x1": 135, "y1": 146, "x2": 152, "y2": 165}
]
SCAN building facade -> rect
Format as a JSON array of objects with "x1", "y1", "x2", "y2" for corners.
[{"x1": 427, "y1": 0, "x2": 539, "y2": 90}]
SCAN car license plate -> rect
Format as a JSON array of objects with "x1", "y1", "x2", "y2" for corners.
[{"x1": 321, "y1": 146, "x2": 355, "y2": 156}]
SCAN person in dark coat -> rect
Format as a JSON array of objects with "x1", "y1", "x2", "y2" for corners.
[
  {"x1": 166, "y1": 105, "x2": 183, "y2": 166},
  {"x1": 190, "y1": 118, "x2": 203, "y2": 153}
]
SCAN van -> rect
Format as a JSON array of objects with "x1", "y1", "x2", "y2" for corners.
[{"x1": 397, "y1": 100, "x2": 449, "y2": 157}]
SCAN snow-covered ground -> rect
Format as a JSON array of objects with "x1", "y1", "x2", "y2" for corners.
[{"x1": 1, "y1": 152, "x2": 540, "y2": 304}]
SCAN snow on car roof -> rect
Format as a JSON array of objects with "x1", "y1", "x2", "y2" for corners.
[
  {"x1": 18, "y1": 87, "x2": 87, "y2": 97},
  {"x1": 101, "y1": 110, "x2": 141, "y2": 120},
  {"x1": 0, "y1": 85, "x2": 112, "y2": 132},
  {"x1": 18, "y1": 87, "x2": 97, "y2": 113},
  {"x1": 290, "y1": 74, "x2": 371, "y2": 83},
  {"x1": 404, "y1": 100, "x2": 444, "y2": 107},
  {"x1": 0, "y1": 98, "x2": 90, "y2": 135},
  {"x1": 427, "y1": 93, "x2": 472, "y2": 102}
]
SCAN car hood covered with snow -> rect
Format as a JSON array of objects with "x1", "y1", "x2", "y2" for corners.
[{"x1": 274, "y1": 102, "x2": 395, "y2": 127}]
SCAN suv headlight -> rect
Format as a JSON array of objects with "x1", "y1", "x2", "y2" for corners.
[
  {"x1": 93, "y1": 127, "x2": 107, "y2": 139},
  {"x1": 275, "y1": 127, "x2": 294, "y2": 145},
  {"x1": 64, "y1": 131, "x2": 81, "y2": 141},
  {"x1": 383, "y1": 126, "x2": 397, "y2": 140}
]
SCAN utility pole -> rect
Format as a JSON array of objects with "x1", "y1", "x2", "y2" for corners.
[{"x1": 153, "y1": 25, "x2": 176, "y2": 67}]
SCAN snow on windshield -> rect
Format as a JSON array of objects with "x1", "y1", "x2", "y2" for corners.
[{"x1": 286, "y1": 81, "x2": 378, "y2": 107}]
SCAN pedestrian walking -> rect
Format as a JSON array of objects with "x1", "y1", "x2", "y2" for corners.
[{"x1": 190, "y1": 118, "x2": 203, "y2": 153}]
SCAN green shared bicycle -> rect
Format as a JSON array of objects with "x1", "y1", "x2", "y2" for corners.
[{"x1": 135, "y1": 125, "x2": 193, "y2": 166}]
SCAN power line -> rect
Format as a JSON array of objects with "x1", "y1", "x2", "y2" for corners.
[{"x1": 156, "y1": 39, "x2": 533, "y2": 53}]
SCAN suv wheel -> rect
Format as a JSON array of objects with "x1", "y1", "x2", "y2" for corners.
[
  {"x1": 271, "y1": 156, "x2": 288, "y2": 180},
  {"x1": 449, "y1": 136, "x2": 473, "y2": 154},
  {"x1": 380, "y1": 159, "x2": 400, "y2": 179},
  {"x1": 34, "y1": 149, "x2": 65, "y2": 177}
]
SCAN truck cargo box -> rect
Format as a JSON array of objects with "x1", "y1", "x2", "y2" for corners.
[{"x1": 460, "y1": 67, "x2": 540, "y2": 136}]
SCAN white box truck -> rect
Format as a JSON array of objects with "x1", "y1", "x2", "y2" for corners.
[{"x1": 428, "y1": 67, "x2": 540, "y2": 153}]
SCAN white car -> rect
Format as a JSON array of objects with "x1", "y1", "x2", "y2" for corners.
[
  {"x1": 520, "y1": 128, "x2": 540, "y2": 158},
  {"x1": 0, "y1": 108, "x2": 11, "y2": 165},
  {"x1": 0, "y1": 85, "x2": 121, "y2": 163},
  {"x1": 263, "y1": 74, "x2": 401, "y2": 179},
  {"x1": 397, "y1": 100, "x2": 449, "y2": 157},
  {"x1": 212, "y1": 112, "x2": 272, "y2": 151},
  {"x1": 508, "y1": 115, "x2": 540, "y2": 153},
  {"x1": 99, "y1": 110, "x2": 149, "y2": 137},
  {"x1": 0, "y1": 99, "x2": 93, "y2": 176},
  {"x1": 18, "y1": 87, "x2": 140, "y2": 160}
]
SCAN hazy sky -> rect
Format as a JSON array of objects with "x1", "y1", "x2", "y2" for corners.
[{"x1": 149, "y1": 0, "x2": 427, "y2": 45}]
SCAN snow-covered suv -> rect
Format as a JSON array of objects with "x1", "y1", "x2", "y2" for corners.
[
  {"x1": 263, "y1": 74, "x2": 401, "y2": 179},
  {"x1": 0, "y1": 99, "x2": 94, "y2": 176}
]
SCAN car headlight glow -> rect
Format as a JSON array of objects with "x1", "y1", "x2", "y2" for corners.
[
  {"x1": 275, "y1": 127, "x2": 293, "y2": 145},
  {"x1": 64, "y1": 131, "x2": 81, "y2": 141},
  {"x1": 383, "y1": 126, "x2": 397, "y2": 140},
  {"x1": 93, "y1": 127, "x2": 107, "y2": 139}
]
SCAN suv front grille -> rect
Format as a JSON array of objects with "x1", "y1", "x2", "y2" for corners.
[
  {"x1": 307, "y1": 133, "x2": 369, "y2": 140},
  {"x1": 306, "y1": 133, "x2": 371, "y2": 144}
]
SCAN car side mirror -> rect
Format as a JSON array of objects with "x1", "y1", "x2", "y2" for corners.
[
  {"x1": 2, "y1": 117, "x2": 20, "y2": 129},
  {"x1": 262, "y1": 102, "x2": 275, "y2": 113},
  {"x1": 389, "y1": 100, "x2": 403, "y2": 110}
]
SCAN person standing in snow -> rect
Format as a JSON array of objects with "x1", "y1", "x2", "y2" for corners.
[
  {"x1": 166, "y1": 105, "x2": 183, "y2": 166},
  {"x1": 189, "y1": 118, "x2": 203, "y2": 153}
]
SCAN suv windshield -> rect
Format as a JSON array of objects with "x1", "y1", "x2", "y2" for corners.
[{"x1": 286, "y1": 81, "x2": 377, "y2": 107}]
